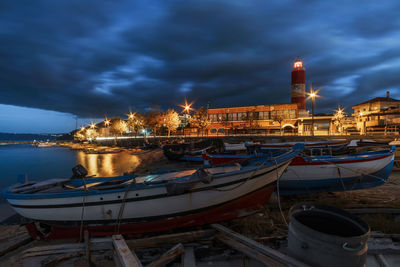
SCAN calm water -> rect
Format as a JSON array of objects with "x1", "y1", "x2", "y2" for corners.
[{"x1": 0, "y1": 144, "x2": 141, "y2": 202}]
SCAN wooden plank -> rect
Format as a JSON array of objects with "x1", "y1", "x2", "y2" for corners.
[
  {"x1": 370, "y1": 232, "x2": 400, "y2": 239},
  {"x1": 84, "y1": 230, "x2": 91, "y2": 263},
  {"x1": 126, "y1": 229, "x2": 215, "y2": 249},
  {"x1": 345, "y1": 208, "x2": 400, "y2": 214},
  {"x1": 112, "y1": 235, "x2": 143, "y2": 267},
  {"x1": 146, "y1": 243, "x2": 184, "y2": 267},
  {"x1": 40, "y1": 250, "x2": 84, "y2": 267},
  {"x1": 0, "y1": 235, "x2": 33, "y2": 257},
  {"x1": 24, "y1": 248, "x2": 86, "y2": 258},
  {"x1": 23, "y1": 238, "x2": 112, "y2": 255},
  {"x1": 182, "y1": 246, "x2": 196, "y2": 267},
  {"x1": 212, "y1": 224, "x2": 309, "y2": 267},
  {"x1": 216, "y1": 233, "x2": 284, "y2": 267},
  {"x1": 375, "y1": 254, "x2": 390, "y2": 267}
]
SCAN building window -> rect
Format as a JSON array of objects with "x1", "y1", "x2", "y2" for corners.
[{"x1": 232, "y1": 113, "x2": 238, "y2": 121}]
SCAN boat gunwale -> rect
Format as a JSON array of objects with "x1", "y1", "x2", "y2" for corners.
[{"x1": 3, "y1": 149, "x2": 299, "y2": 200}]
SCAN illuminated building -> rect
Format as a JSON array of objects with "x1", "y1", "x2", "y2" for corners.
[
  {"x1": 207, "y1": 104, "x2": 298, "y2": 134},
  {"x1": 352, "y1": 91, "x2": 400, "y2": 134}
]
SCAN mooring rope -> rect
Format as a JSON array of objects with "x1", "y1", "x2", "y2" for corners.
[
  {"x1": 275, "y1": 158, "x2": 288, "y2": 227},
  {"x1": 79, "y1": 176, "x2": 88, "y2": 242},
  {"x1": 115, "y1": 177, "x2": 136, "y2": 234},
  {"x1": 208, "y1": 151, "x2": 290, "y2": 192},
  {"x1": 299, "y1": 151, "x2": 390, "y2": 191}
]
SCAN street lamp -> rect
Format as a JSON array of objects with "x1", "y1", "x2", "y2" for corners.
[
  {"x1": 89, "y1": 122, "x2": 96, "y2": 129},
  {"x1": 127, "y1": 112, "x2": 136, "y2": 120},
  {"x1": 180, "y1": 99, "x2": 193, "y2": 114},
  {"x1": 307, "y1": 85, "x2": 320, "y2": 136},
  {"x1": 104, "y1": 118, "x2": 110, "y2": 127}
]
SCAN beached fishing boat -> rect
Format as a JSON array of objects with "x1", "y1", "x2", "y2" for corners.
[
  {"x1": 199, "y1": 146, "x2": 395, "y2": 195},
  {"x1": 2, "y1": 144, "x2": 303, "y2": 239},
  {"x1": 256, "y1": 139, "x2": 349, "y2": 151},
  {"x1": 278, "y1": 146, "x2": 395, "y2": 195}
]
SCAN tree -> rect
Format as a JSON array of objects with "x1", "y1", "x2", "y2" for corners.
[
  {"x1": 163, "y1": 109, "x2": 180, "y2": 137},
  {"x1": 74, "y1": 128, "x2": 86, "y2": 141},
  {"x1": 333, "y1": 106, "x2": 346, "y2": 134},
  {"x1": 242, "y1": 110, "x2": 259, "y2": 134},
  {"x1": 85, "y1": 128, "x2": 99, "y2": 141},
  {"x1": 272, "y1": 114, "x2": 284, "y2": 136},
  {"x1": 110, "y1": 118, "x2": 128, "y2": 135},
  {"x1": 145, "y1": 111, "x2": 164, "y2": 137},
  {"x1": 127, "y1": 113, "x2": 145, "y2": 136},
  {"x1": 190, "y1": 107, "x2": 212, "y2": 136}
]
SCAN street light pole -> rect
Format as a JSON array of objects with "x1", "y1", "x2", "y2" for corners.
[
  {"x1": 311, "y1": 97, "x2": 315, "y2": 136},
  {"x1": 307, "y1": 83, "x2": 319, "y2": 137}
]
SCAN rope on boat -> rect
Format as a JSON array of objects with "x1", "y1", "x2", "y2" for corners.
[
  {"x1": 79, "y1": 176, "x2": 88, "y2": 242},
  {"x1": 207, "y1": 153, "x2": 283, "y2": 192},
  {"x1": 275, "y1": 158, "x2": 288, "y2": 227},
  {"x1": 299, "y1": 152, "x2": 390, "y2": 191},
  {"x1": 115, "y1": 177, "x2": 136, "y2": 234}
]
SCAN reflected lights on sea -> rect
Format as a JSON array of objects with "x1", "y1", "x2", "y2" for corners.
[{"x1": 76, "y1": 151, "x2": 140, "y2": 177}]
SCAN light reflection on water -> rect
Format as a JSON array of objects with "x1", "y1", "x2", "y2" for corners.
[{"x1": 76, "y1": 151, "x2": 141, "y2": 177}]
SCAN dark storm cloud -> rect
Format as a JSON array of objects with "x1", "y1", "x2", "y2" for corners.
[{"x1": 1, "y1": 0, "x2": 400, "y2": 117}]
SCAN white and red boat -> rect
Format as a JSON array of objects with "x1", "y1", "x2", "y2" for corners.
[
  {"x1": 202, "y1": 146, "x2": 395, "y2": 194},
  {"x1": 2, "y1": 144, "x2": 303, "y2": 240}
]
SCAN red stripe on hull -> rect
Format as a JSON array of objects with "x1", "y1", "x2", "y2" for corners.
[
  {"x1": 26, "y1": 185, "x2": 275, "y2": 240},
  {"x1": 289, "y1": 154, "x2": 391, "y2": 166}
]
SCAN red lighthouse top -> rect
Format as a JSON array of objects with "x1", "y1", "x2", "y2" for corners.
[
  {"x1": 291, "y1": 59, "x2": 305, "y2": 84},
  {"x1": 293, "y1": 59, "x2": 303, "y2": 69}
]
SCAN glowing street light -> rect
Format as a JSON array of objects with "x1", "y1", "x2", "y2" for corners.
[
  {"x1": 80, "y1": 126, "x2": 85, "y2": 131},
  {"x1": 89, "y1": 122, "x2": 96, "y2": 129},
  {"x1": 127, "y1": 112, "x2": 136, "y2": 120},
  {"x1": 180, "y1": 99, "x2": 194, "y2": 114},
  {"x1": 104, "y1": 118, "x2": 111, "y2": 127},
  {"x1": 307, "y1": 85, "x2": 320, "y2": 136}
]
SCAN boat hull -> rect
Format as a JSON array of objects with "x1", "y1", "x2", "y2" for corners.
[
  {"x1": 278, "y1": 154, "x2": 394, "y2": 195},
  {"x1": 26, "y1": 183, "x2": 275, "y2": 240}
]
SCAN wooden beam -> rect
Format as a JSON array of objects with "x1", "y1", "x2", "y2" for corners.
[
  {"x1": 375, "y1": 254, "x2": 390, "y2": 267},
  {"x1": 146, "y1": 243, "x2": 184, "y2": 267},
  {"x1": 84, "y1": 230, "x2": 90, "y2": 261},
  {"x1": 182, "y1": 246, "x2": 196, "y2": 267},
  {"x1": 212, "y1": 224, "x2": 309, "y2": 267},
  {"x1": 216, "y1": 233, "x2": 284, "y2": 267},
  {"x1": 126, "y1": 229, "x2": 215, "y2": 249},
  {"x1": 345, "y1": 208, "x2": 400, "y2": 214},
  {"x1": 0, "y1": 235, "x2": 33, "y2": 257},
  {"x1": 40, "y1": 250, "x2": 84, "y2": 267},
  {"x1": 112, "y1": 235, "x2": 143, "y2": 267},
  {"x1": 23, "y1": 240, "x2": 112, "y2": 258}
]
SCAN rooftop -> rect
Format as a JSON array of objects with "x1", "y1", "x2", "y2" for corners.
[{"x1": 353, "y1": 96, "x2": 400, "y2": 107}]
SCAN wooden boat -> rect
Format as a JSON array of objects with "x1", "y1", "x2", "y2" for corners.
[
  {"x1": 255, "y1": 139, "x2": 349, "y2": 151},
  {"x1": 389, "y1": 140, "x2": 400, "y2": 170},
  {"x1": 2, "y1": 144, "x2": 303, "y2": 239},
  {"x1": 200, "y1": 146, "x2": 395, "y2": 195},
  {"x1": 162, "y1": 139, "x2": 225, "y2": 161},
  {"x1": 33, "y1": 141, "x2": 57, "y2": 147}
]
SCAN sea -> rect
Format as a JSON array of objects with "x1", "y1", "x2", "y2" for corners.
[{"x1": 0, "y1": 143, "x2": 141, "y2": 206}]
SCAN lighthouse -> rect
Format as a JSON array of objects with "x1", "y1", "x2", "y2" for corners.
[{"x1": 291, "y1": 59, "x2": 306, "y2": 116}]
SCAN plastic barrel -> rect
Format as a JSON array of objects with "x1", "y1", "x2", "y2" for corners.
[{"x1": 288, "y1": 203, "x2": 370, "y2": 267}]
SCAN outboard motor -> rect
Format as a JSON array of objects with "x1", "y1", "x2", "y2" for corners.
[{"x1": 71, "y1": 164, "x2": 88, "y2": 178}]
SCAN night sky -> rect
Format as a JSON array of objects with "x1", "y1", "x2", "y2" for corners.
[{"x1": 1, "y1": 1, "x2": 400, "y2": 133}]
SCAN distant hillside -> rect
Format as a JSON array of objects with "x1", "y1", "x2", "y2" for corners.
[{"x1": 0, "y1": 132, "x2": 63, "y2": 141}]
